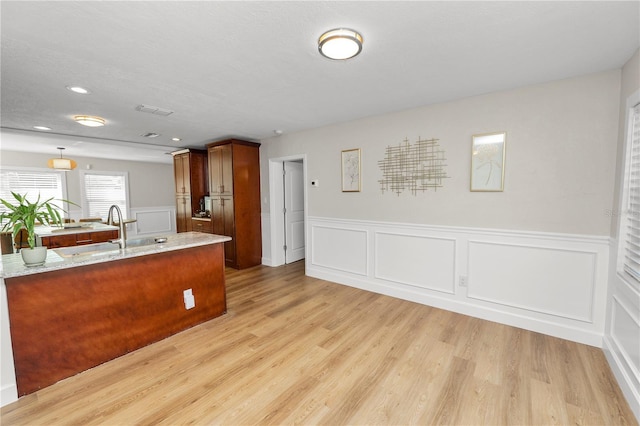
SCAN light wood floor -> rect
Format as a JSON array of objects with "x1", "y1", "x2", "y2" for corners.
[{"x1": 2, "y1": 261, "x2": 637, "y2": 425}]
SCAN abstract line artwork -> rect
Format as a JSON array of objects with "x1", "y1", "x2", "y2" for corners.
[{"x1": 378, "y1": 137, "x2": 449, "y2": 195}]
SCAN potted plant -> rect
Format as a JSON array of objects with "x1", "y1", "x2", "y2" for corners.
[{"x1": 0, "y1": 192, "x2": 74, "y2": 265}]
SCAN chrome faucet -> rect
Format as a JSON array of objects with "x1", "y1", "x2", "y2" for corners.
[{"x1": 107, "y1": 204, "x2": 127, "y2": 249}]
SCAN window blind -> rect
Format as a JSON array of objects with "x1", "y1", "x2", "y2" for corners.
[
  {"x1": 83, "y1": 172, "x2": 128, "y2": 220},
  {"x1": 624, "y1": 103, "x2": 640, "y2": 282},
  {"x1": 0, "y1": 169, "x2": 65, "y2": 215}
]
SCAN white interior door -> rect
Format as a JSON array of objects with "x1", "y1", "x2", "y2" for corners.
[{"x1": 284, "y1": 161, "x2": 305, "y2": 263}]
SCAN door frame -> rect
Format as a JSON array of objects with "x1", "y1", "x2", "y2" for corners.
[{"x1": 268, "y1": 154, "x2": 307, "y2": 267}]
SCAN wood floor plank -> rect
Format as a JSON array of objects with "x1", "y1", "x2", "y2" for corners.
[{"x1": 1, "y1": 261, "x2": 637, "y2": 425}]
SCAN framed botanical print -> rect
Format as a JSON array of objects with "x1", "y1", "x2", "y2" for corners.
[
  {"x1": 341, "y1": 148, "x2": 361, "y2": 192},
  {"x1": 471, "y1": 132, "x2": 506, "y2": 192}
]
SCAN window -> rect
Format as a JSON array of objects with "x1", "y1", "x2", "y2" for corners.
[
  {"x1": 620, "y1": 100, "x2": 640, "y2": 284},
  {"x1": 81, "y1": 171, "x2": 129, "y2": 221},
  {"x1": 0, "y1": 167, "x2": 67, "y2": 215}
]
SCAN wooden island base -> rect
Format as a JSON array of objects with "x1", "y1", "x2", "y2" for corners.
[{"x1": 5, "y1": 243, "x2": 226, "y2": 396}]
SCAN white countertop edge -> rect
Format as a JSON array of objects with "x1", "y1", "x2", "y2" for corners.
[
  {"x1": 34, "y1": 223, "x2": 119, "y2": 237},
  {"x1": 1, "y1": 232, "x2": 231, "y2": 279}
]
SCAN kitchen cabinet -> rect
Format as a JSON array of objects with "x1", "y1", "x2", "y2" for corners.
[
  {"x1": 191, "y1": 217, "x2": 212, "y2": 234},
  {"x1": 208, "y1": 143, "x2": 233, "y2": 196},
  {"x1": 40, "y1": 230, "x2": 119, "y2": 248},
  {"x1": 176, "y1": 195, "x2": 191, "y2": 233},
  {"x1": 210, "y1": 195, "x2": 235, "y2": 265},
  {"x1": 206, "y1": 139, "x2": 261, "y2": 269},
  {"x1": 172, "y1": 149, "x2": 208, "y2": 232}
]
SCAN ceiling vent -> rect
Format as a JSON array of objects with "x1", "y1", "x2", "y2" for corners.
[
  {"x1": 141, "y1": 132, "x2": 161, "y2": 138},
  {"x1": 135, "y1": 104, "x2": 174, "y2": 116}
]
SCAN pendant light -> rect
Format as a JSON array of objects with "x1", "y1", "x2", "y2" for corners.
[{"x1": 48, "y1": 147, "x2": 77, "y2": 171}]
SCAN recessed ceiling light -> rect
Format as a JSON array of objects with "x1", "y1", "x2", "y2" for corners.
[
  {"x1": 318, "y1": 28, "x2": 363, "y2": 60},
  {"x1": 73, "y1": 115, "x2": 105, "y2": 127},
  {"x1": 66, "y1": 86, "x2": 90, "y2": 94},
  {"x1": 33, "y1": 126, "x2": 52, "y2": 131},
  {"x1": 172, "y1": 137, "x2": 182, "y2": 142},
  {"x1": 273, "y1": 129, "x2": 283, "y2": 136}
]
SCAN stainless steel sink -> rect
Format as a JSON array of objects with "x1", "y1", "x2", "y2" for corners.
[
  {"x1": 53, "y1": 237, "x2": 169, "y2": 258},
  {"x1": 125, "y1": 236, "x2": 168, "y2": 247},
  {"x1": 54, "y1": 242, "x2": 120, "y2": 258}
]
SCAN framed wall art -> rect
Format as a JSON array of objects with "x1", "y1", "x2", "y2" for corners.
[
  {"x1": 470, "y1": 132, "x2": 506, "y2": 192},
  {"x1": 341, "y1": 148, "x2": 361, "y2": 192}
]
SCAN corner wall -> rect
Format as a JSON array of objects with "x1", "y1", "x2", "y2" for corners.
[
  {"x1": 606, "y1": 48, "x2": 640, "y2": 420},
  {"x1": 259, "y1": 71, "x2": 621, "y2": 344}
]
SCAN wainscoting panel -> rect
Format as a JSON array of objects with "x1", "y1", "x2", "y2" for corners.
[
  {"x1": 375, "y1": 232, "x2": 455, "y2": 294},
  {"x1": 306, "y1": 216, "x2": 610, "y2": 347},
  {"x1": 130, "y1": 206, "x2": 175, "y2": 237},
  {"x1": 311, "y1": 225, "x2": 368, "y2": 276},
  {"x1": 467, "y1": 241, "x2": 596, "y2": 322},
  {"x1": 612, "y1": 296, "x2": 640, "y2": 381}
]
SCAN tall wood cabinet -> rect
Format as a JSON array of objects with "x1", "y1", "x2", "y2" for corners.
[
  {"x1": 172, "y1": 149, "x2": 208, "y2": 233},
  {"x1": 206, "y1": 139, "x2": 261, "y2": 269}
]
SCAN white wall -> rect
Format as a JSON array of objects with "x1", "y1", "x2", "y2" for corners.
[
  {"x1": 261, "y1": 70, "x2": 620, "y2": 236},
  {"x1": 0, "y1": 150, "x2": 175, "y2": 210},
  {"x1": 0, "y1": 278, "x2": 16, "y2": 406},
  {"x1": 606, "y1": 48, "x2": 640, "y2": 420}
]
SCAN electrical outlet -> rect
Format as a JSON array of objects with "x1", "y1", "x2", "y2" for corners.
[
  {"x1": 459, "y1": 275, "x2": 468, "y2": 287},
  {"x1": 183, "y1": 289, "x2": 195, "y2": 310}
]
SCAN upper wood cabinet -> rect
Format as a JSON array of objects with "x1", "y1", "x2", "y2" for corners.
[
  {"x1": 206, "y1": 139, "x2": 261, "y2": 269},
  {"x1": 208, "y1": 144, "x2": 234, "y2": 196},
  {"x1": 173, "y1": 149, "x2": 208, "y2": 197},
  {"x1": 174, "y1": 153, "x2": 190, "y2": 194},
  {"x1": 172, "y1": 149, "x2": 208, "y2": 233}
]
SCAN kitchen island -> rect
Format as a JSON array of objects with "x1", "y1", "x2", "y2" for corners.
[{"x1": 1, "y1": 232, "x2": 231, "y2": 398}]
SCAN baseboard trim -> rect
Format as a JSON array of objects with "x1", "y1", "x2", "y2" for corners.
[
  {"x1": 1, "y1": 384, "x2": 17, "y2": 407},
  {"x1": 307, "y1": 264, "x2": 603, "y2": 347},
  {"x1": 603, "y1": 336, "x2": 640, "y2": 422}
]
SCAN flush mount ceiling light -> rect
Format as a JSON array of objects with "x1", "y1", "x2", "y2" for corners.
[
  {"x1": 48, "y1": 147, "x2": 77, "y2": 171},
  {"x1": 73, "y1": 115, "x2": 105, "y2": 127},
  {"x1": 318, "y1": 28, "x2": 363, "y2": 60},
  {"x1": 66, "y1": 86, "x2": 90, "y2": 94}
]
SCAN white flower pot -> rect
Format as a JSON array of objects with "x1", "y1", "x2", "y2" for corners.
[{"x1": 21, "y1": 246, "x2": 47, "y2": 266}]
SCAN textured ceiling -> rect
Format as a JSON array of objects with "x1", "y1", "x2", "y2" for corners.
[{"x1": 1, "y1": 1, "x2": 639, "y2": 163}]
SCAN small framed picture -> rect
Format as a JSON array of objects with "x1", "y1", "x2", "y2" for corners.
[
  {"x1": 341, "y1": 148, "x2": 361, "y2": 192},
  {"x1": 471, "y1": 132, "x2": 506, "y2": 192}
]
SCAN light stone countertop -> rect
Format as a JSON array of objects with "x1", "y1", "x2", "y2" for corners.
[
  {"x1": 34, "y1": 222, "x2": 119, "y2": 237},
  {"x1": 1, "y1": 232, "x2": 231, "y2": 279}
]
